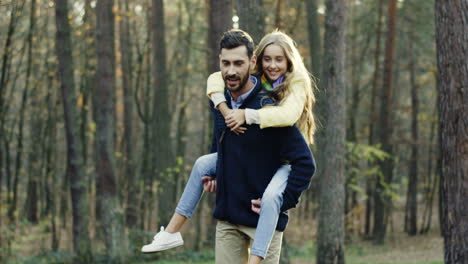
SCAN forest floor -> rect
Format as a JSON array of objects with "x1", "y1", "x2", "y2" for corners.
[
  {"x1": 2, "y1": 219, "x2": 443, "y2": 264},
  {"x1": 2, "y1": 203, "x2": 443, "y2": 263},
  {"x1": 289, "y1": 231, "x2": 443, "y2": 264},
  {"x1": 283, "y1": 210, "x2": 444, "y2": 264}
]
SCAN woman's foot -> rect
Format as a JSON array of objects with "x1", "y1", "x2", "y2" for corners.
[{"x1": 141, "y1": 226, "x2": 184, "y2": 253}]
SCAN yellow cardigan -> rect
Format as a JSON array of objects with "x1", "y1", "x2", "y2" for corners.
[{"x1": 206, "y1": 72, "x2": 309, "y2": 143}]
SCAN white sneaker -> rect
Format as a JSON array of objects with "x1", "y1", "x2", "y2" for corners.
[{"x1": 141, "y1": 226, "x2": 184, "y2": 253}]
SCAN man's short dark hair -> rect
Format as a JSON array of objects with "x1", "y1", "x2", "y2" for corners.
[{"x1": 219, "y1": 29, "x2": 255, "y2": 58}]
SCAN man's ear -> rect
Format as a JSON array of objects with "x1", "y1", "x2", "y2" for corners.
[{"x1": 250, "y1": 55, "x2": 257, "y2": 68}]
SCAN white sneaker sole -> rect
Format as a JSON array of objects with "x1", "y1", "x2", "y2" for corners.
[{"x1": 141, "y1": 241, "x2": 184, "y2": 254}]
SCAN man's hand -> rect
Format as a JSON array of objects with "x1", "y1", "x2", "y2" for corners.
[
  {"x1": 251, "y1": 198, "x2": 261, "y2": 215},
  {"x1": 201, "y1": 176, "x2": 216, "y2": 193},
  {"x1": 226, "y1": 109, "x2": 246, "y2": 131},
  {"x1": 218, "y1": 105, "x2": 247, "y2": 135}
]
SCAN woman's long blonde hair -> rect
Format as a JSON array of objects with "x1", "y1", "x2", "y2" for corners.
[{"x1": 253, "y1": 31, "x2": 317, "y2": 144}]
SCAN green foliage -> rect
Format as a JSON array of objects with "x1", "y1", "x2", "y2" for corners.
[
  {"x1": 345, "y1": 142, "x2": 387, "y2": 194},
  {"x1": 345, "y1": 142, "x2": 402, "y2": 203},
  {"x1": 346, "y1": 142, "x2": 389, "y2": 165},
  {"x1": 157, "y1": 156, "x2": 185, "y2": 185}
]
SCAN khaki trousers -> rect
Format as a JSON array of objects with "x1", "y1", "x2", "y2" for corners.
[{"x1": 215, "y1": 220, "x2": 283, "y2": 264}]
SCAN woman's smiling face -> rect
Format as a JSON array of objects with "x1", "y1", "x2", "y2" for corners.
[{"x1": 261, "y1": 44, "x2": 288, "y2": 81}]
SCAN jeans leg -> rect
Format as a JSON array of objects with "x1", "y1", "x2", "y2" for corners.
[
  {"x1": 175, "y1": 153, "x2": 217, "y2": 218},
  {"x1": 250, "y1": 164, "x2": 290, "y2": 258}
]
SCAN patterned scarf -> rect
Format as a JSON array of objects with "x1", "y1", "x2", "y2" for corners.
[{"x1": 261, "y1": 74, "x2": 285, "y2": 91}]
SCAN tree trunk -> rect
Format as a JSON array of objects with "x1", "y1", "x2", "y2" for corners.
[
  {"x1": 118, "y1": 0, "x2": 137, "y2": 230},
  {"x1": 205, "y1": 0, "x2": 232, "y2": 247},
  {"x1": 0, "y1": 1, "x2": 24, "y2": 124},
  {"x1": 139, "y1": 41, "x2": 153, "y2": 230},
  {"x1": 9, "y1": 0, "x2": 36, "y2": 222},
  {"x1": 434, "y1": 0, "x2": 468, "y2": 262},
  {"x1": 275, "y1": 0, "x2": 283, "y2": 30},
  {"x1": 135, "y1": 3, "x2": 152, "y2": 230},
  {"x1": 316, "y1": 0, "x2": 347, "y2": 263},
  {"x1": 43, "y1": 69, "x2": 59, "y2": 249},
  {"x1": 54, "y1": 0, "x2": 93, "y2": 261},
  {"x1": 236, "y1": 0, "x2": 264, "y2": 43},
  {"x1": 80, "y1": 0, "x2": 96, "y2": 168},
  {"x1": 346, "y1": 3, "x2": 371, "y2": 234},
  {"x1": 25, "y1": 1, "x2": 46, "y2": 222},
  {"x1": 421, "y1": 112, "x2": 437, "y2": 234},
  {"x1": 208, "y1": 0, "x2": 232, "y2": 73},
  {"x1": 365, "y1": 0, "x2": 383, "y2": 237},
  {"x1": 152, "y1": 0, "x2": 174, "y2": 227},
  {"x1": 406, "y1": 33, "x2": 418, "y2": 236},
  {"x1": 305, "y1": 0, "x2": 321, "y2": 78},
  {"x1": 373, "y1": 0, "x2": 397, "y2": 244},
  {"x1": 95, "y1": 0, "x2": 127, "y2": 261}
]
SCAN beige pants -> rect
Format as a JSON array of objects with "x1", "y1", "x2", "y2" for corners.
[{"x1": 215, "y1": 220, "x2": 283, "y2": 264}]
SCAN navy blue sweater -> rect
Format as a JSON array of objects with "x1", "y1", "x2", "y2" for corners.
[{"x1": 211, "y1": 75, "x2": 316, "y2": 231}]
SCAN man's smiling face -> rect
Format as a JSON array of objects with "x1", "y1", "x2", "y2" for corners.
[{"x1": 219, "y1": 45, "x2": 255, "y2": 94}]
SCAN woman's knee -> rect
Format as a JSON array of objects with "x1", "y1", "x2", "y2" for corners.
[
  {"x1": 261, "y1": 190, "x2": 283, "y2": 209},
  {"x1": 193, "y1": 153, "x2": 216, "y2": 175}
]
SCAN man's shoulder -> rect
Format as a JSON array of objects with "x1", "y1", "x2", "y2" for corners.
[{"x1": 249, "y1": 75, "x2": 276, "y2": 108}]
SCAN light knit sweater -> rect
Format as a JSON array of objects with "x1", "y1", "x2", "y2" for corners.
[{"x1": 206, "y1": 71, "x2": 309, "y2": 144}]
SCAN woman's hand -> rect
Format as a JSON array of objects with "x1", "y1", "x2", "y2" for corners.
[
  {"x1": 226, "y1": 109, "x2": 246, "y2": 131},
  {"x1": 251, "y1": 198, "x2": 261, "y2": 215},
  {"x1": 201, "y1": 176, "x2": 216, "y2": 193}
]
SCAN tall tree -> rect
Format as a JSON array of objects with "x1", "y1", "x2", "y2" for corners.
[
  {"x1": 434, "y1": 0, "x2": 468, "y2": 262},
  {"x1": 23, "y1": 0, "x2": 39, "y2": 224},
  {"x1": 365, "y1": 0, "x2": 384, "y2": 237},
  {"x1": 0, "y1": 1, "x2": 25, "y2": 126},
  {"x1": 275, "y1": 0, "x2": 283, "y2": 30},
  {"x1": 305, "y1": 0, "x2": 321, "y2": 78},
  {"x1": 118, "y1": 0, "x2": 137, "y2": 230},
  {"x1": 316, "y1": 0, "x2": 347, "y2": 263},
  {"x1": 80, "y1": 0, "x2": 96, "y2": 167},
  {"x1": 95, "y1": 0, "x2": 126, "y2": 261},
  {"x1": 9, "y1": 0, "x2": 36, "y2": 222},
  {"x1": 421, "y1": 109, "x2": 438, "y2": 234},
  {"x1": 208, "y1": 0, "x2": 232, "y2": 73},
  {"x1": 236, "y1": 0, "x2": 264, "y2": 43},
  {"x1": 54, "y1": 0, "x2": 92, "y2": 260},
  {"x1": 405, "y1": 31, "x2": 418, "y2": 236},
  {"x1": 345, "y1": 1, "x2": 371, "y2": 223},
  {"x1": 373, "y1": 0, "x2": 398, "y2": 244},
  {"x1": 136, "y1": 1, "x2": 153, "y2": 230},
  {"x1": 205, "y1": 0, "x2": 232, "y2": 247},
  {"x1": 152, "y1": 0, "x2": 174, "y2": 226}
]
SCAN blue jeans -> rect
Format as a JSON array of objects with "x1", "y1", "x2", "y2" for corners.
[
  {"x1": 175, "y1": 153, "x2": 218, "y2": 218},
  {"x1": 250, "y1": 164, "x2": 290, "y2": 258},
  {"x1": 175, "y1": 153, "x2": 290, "y2": 259}
]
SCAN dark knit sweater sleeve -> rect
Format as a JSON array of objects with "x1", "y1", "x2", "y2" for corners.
[
  {"x1": 279, "y1": 127, "x2": 316, "y2": 212},
  {"x1": 209, "y1": 100, "x2": 226, "y2": 154}
]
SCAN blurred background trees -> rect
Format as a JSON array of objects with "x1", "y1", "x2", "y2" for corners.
[{"x1": 0, "y1": 0, "x2": 458, "y2": 263}]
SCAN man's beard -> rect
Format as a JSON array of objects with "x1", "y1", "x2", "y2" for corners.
[{"x1": 224, "y1": 68, "x2": 250, "y2": 93}]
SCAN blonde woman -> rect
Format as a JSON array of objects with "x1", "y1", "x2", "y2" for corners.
[{"x1": 142, "y1": 30, "x2": 316, "y2": 263}]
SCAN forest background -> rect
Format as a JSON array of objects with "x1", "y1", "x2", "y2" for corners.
[{"x1": 0, "y1": 0, "x2": 465, "y2": 263}]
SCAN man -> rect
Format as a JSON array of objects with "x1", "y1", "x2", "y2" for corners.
[{"x1": 206, "y1": 29, "x2": 315, "y2": 264}]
